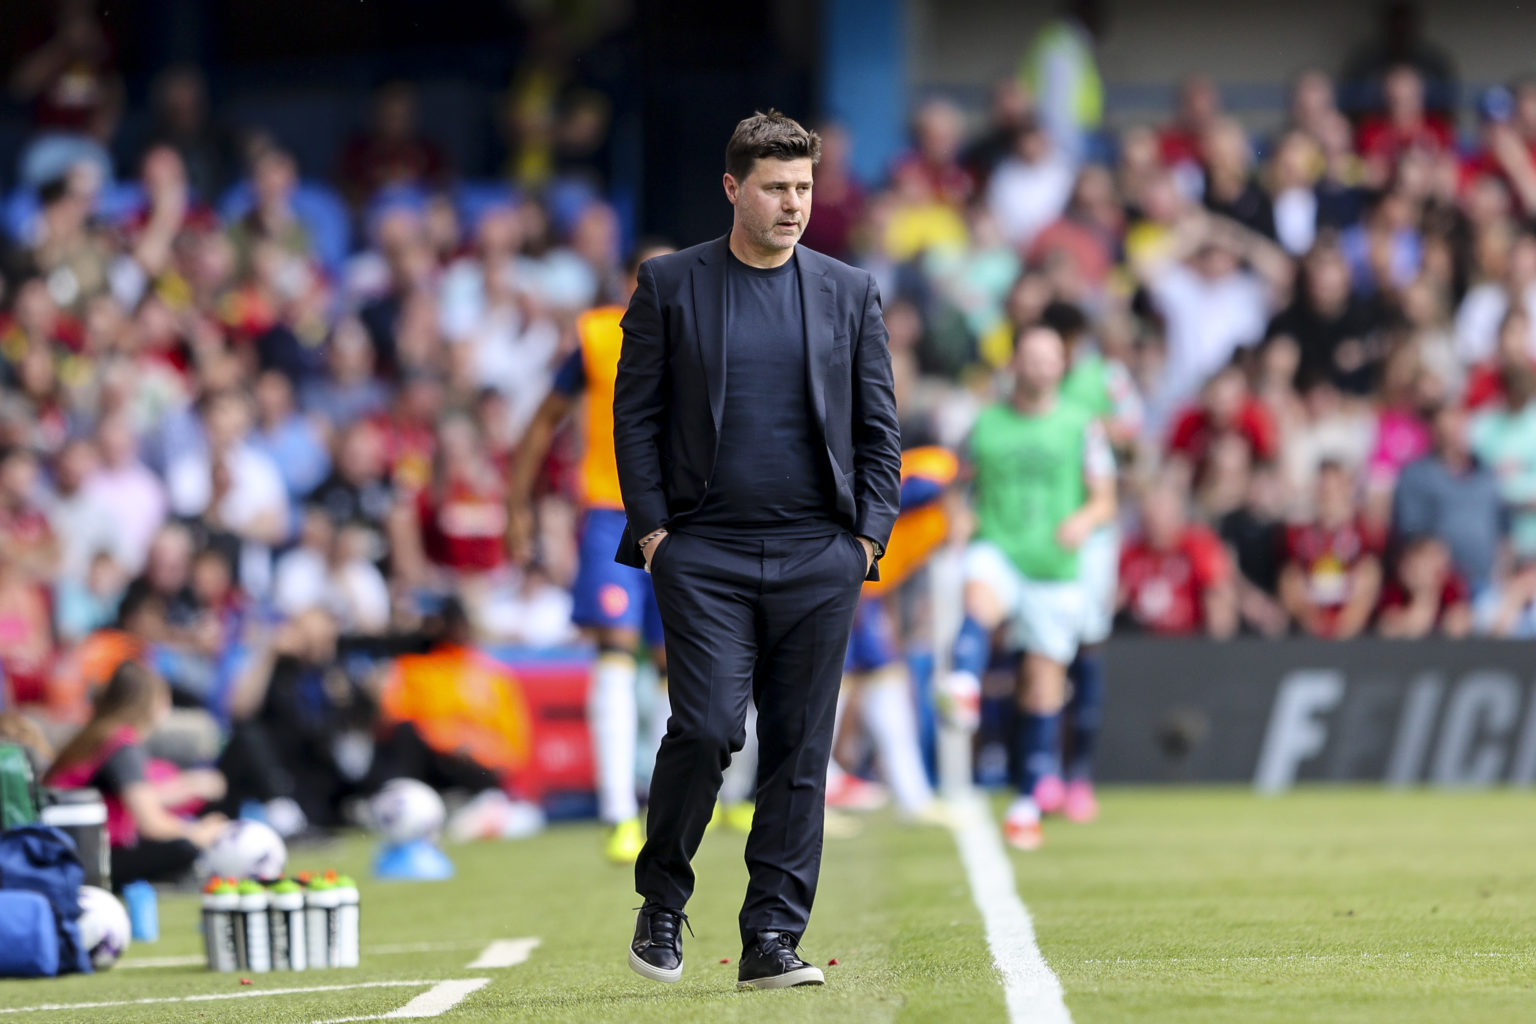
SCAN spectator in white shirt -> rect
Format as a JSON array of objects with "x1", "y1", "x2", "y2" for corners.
[
  {"x1": 272, "y1": 509, "x2": 391, "y2": 634},
  {"x1": 1134, "y1": 212, "x2": 1292, "y2": 432},
  {"x1": 48, "y1": 437, "x2": 122, "y2": 581},
  {"x1": 165, "y1": 390, "x2": 289, "y2": 597},
  {"x1": 1268, "y1": 131, "x2": 1323, "y2": 257},
  {"x1": 1455, "y1": 230, "x2": 1536, "y2": 365},
  {"x1": 86, "y1": 412, "x2": 167, "y2": 574},
  {"x1": 987, "y1": 118, "x2": 1076, "y2": 250}
]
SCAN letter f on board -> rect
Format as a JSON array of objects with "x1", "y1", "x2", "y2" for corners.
[{"x1": 1253, "y1": 670, "x2": 1345, "y2": 793}]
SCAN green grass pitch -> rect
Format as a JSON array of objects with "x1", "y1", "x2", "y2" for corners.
[{"x1": 1, "y1": 788, "x2": 1531, "y2": 1023}]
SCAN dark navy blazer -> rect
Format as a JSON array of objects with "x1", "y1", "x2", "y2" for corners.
[{"x1": 611, "y1": 234, "x2": 902, "y2": 581}]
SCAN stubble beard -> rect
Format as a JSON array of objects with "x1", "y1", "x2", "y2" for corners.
[{"x1": 754, "y1": 220, "x2": 800, "y2": 252}]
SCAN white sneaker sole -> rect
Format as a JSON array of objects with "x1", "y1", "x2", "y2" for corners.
[
  {"x1": 629, "y1": 948, "x2": 683, "y2": 983},
  {"x1": 737, "y1": 965, "x2": 825, "y2": 990}
]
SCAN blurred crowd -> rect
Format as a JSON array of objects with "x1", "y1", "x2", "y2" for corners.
[{"x1": 3, "y1": 0, "x2": 1536, "y2": 826}]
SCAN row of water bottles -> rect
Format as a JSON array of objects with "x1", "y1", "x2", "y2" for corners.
[{"x1": 202, "y1": 871, "x2": 360, "y2": 972}]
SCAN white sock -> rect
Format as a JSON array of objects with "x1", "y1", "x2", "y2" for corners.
[
  {"x1": 590, "y1": 651, "x2": 639, "y2": 824},
  {"x1": 720, "y1": 702, "x2": 758, "y2": 805},
  {"x1": 1005, "y1": 795, "x2": 1040, "y2": 823},
  {"x1": 861, "y1": 667, "x2": 935, "y2": 813}
]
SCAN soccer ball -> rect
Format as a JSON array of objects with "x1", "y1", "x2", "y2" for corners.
[
  {"x1": 77, "y1": 885, "x2": 130, "y2": 970},
  {"x1": 205, "y1": 819, "x2": 288, "y2": 881},
  {"x1": 371, "y1": 778, "x2": 446, "y2": 845}
]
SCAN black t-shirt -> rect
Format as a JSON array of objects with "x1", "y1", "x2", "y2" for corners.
[
  {"x1": 91, "y1": 742, "x2": 148, "y2": 798},
  {"x1": 120, "y1": 576, "x2": 202, "y2": 630},
  {"x1": 1218, "y1": 507, "x2": 1284, "y2": 594},
  {"x1": 1204, "y1": 180, "x2": 1276, "y2": 241},
  {"x1": 310, "y1": 471, "x2": 396, "y2": 567},
  {"x1": 1265, "y1": 299, "x2": 1383, "y2": 395},
  {"x1": 682, "y1": 252, "x2": 839, "y2": 538}
]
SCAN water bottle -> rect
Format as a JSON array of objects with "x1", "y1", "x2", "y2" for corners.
[
  {"x1": 39, "y1": 788, "x2": 110, "y2": 890},
  {"x1": 122, "y1": 880, "x2": 159, "y2": 942},
  {"x1": 235, "y1": 880, "x2": 272, "y2": 973},
  {"x1": 267, "y1": 879, "x2": 307, "y2": 971},
  {"x1": 332, "y1": 874, "x2": 360, "y2": 968},
  {"x1": 202, "y1": 878, "x2": 240, "y2": 972},
  {"x1": 304, "y1": 876, "x2": 338, "y2": 969}
]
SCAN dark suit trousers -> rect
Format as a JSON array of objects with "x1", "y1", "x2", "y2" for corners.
[{"x1": 636, "y1": 529, "x2": 866, "y2": 946}]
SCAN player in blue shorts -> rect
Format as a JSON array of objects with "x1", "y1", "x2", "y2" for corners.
[{"x1": 508, "y1": 244, "x2": 674, "y2": 863}]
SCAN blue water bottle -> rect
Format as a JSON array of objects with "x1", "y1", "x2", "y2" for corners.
[{"x1": 122, "y1": 880, "x2": 159, "y2": 942}]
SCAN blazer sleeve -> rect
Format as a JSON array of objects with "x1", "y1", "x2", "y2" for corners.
[
  {"x1": 851, "y1": 272, "x2": 902, "y2": 558},
  {"x1": 613, "y1": 259, "x2": 671, "y2": 539}
]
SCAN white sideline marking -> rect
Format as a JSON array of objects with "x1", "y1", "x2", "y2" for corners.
[
  {"x1": 466, "y1": 938, "x2": 540, "y2": 968},
  {"x1": 0, "y1": 979, "x2": 438, "y2": 1016},
  {"x1": 382, "y1": 978, "x2": 490, "y2": 1018},
  {"x1": 312, "y1": 978, "x2": 490, "y2": 1023},
  {"x1": 119, "y1": 940, "x2": 486, "y2": 970},
  {"x1": 1082, "y1": 951, "x2": 1527, "y2": 965},
  {"x1": 951, "y1": 796, "x2": 1072, "y2": 1024}
]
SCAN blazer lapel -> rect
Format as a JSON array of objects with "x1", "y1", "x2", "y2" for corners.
[
  {"x1": 691, "y1": 236, "x2": 730, "y2": 435},
  {"x1": 799, "y1": 254, "x2": 833, "y2": 433}
]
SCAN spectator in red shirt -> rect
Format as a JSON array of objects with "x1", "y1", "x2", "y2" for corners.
[
  {"x1": 416, "y1": 416, "x2": 507, "y2": 579},
  {"x1": 0, "y1": 554, "x2": 54, "y2": 705},
  {"x1": 1356, "y1": 66, "x2": 1455, "y2": 186},
  {"x1": 0, "y1": 445, "x2": 60, "y2": 584},
  {"x1": 890, "y1": 99, "x2": 975, "y2": 208},
  {"x1": 1463, "y1": 306, "x2": 1536, "y2": 412},
  {"x1": 339, "y1": 81, "x2": 448, "y2": 209},
  {"x1": 1279, "y1": 460, "x2": 1383, "y2": 639},
  {"x1": 1158, "y1": 74, "x2": 1222, "y2": 175},
  {"x1": 1460, "y1": 79, "x2": 1536, "y2": 217},
  {"x1": 1166, "y1": 363, "x2": 1279, "y2": 483},
  {"x1": 1377, "y1": 535, "x2": 1472, "y2": 638},
  {"x1": 1118, "y1": 481, "x2": 1237, "y2": 637},
  {"x1": 371, "y1": 372, "x2": 442, "y2": 496},
  {"x1": 799, "y1": 123, "x2": 866, "y2": 262}
]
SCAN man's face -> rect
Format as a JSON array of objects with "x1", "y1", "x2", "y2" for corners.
[
  {"x1": 726, "y1": 156, "x2": 814, "y2": 254},
  {"x1": 1316, "y1": 468, "x2": 1354, "y2": 525},
  {"x1": 0, "y1": 453, "x2": 37, "y2": 503},
  {"x1": 1013, "y1": 328, "x2": 1066, "y2": 395}
]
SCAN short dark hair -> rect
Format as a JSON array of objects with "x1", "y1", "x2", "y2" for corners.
[
  {"x1": 725, "y1": 109, "x2": 821, "y2": 182},
  {"x1": 1039, "y1": 301, "x2": 1088, "y2": 343}
]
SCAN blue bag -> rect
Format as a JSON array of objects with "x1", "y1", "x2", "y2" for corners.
[
  {"x1": 0, "y1": 890, "x2": 60, "y2": 977},
  {"x1": 0, "y1": 824, "x2": 91, "y2": 974}
]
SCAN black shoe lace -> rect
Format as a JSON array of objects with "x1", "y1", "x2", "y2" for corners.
[
  {"x1": 764, "y1": 931, "x2": 809, "y2": 966},
  {"x1": 635, "y1": 904, "x2": 694, "y2": 945}
]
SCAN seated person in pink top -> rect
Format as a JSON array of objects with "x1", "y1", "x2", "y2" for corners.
[{"x1": 44, "y1": 662, "x2": 227, "y2": 886}]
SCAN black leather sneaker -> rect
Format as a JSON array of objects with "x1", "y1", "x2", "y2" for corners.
[
  {"x1": 736, "y1": 931, "x2": 825, "y2": 990},
  {"x1": 629, "y1": 903, "x2": 690, "y2": 983}
]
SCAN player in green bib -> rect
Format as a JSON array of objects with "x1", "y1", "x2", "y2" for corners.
[
  {"x1": 948, "y1": 323, "x2": 1116, "y2": 851},
  {"x1": 1043, "y1": 301, "x2": 1139, "y2": 824}
]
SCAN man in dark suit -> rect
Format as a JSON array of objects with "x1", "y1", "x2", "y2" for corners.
[{"x1": 614, "y1": 110, "x2": 902, "y2": 991}]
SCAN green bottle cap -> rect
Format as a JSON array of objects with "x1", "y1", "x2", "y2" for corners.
[
  {"x1": 269, "y1": 879, "x2": 302, "y2": 895},
  {"x1": 212, "y1": 878, "x2": 239, "y2": 895},
  {"x1": 307, "y1": 877, "x2": 335, "y2": 891},
  {"x1": 334, "y1": 874, "x2": 357, "y2": 889},
  {"x1": 236, "y1": 879, "x2": 264, "y2": 895}
]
